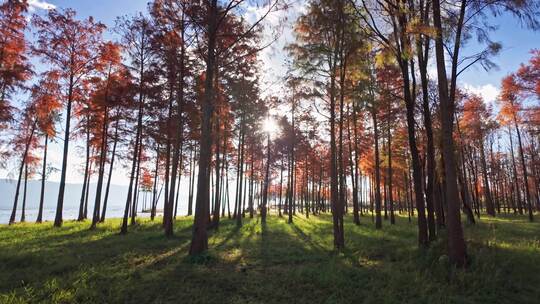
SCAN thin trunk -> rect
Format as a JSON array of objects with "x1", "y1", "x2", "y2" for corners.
[
  {"x1": 91, "y1": 104, "x2": 109, "y2": 229},
  {"x1": 509, "y1": 128, "x2": 523, "y2": 214},
  {"x1": 78, "y1": 121, "x2": 90, "y2": 221},
  {"x1": 372, "y1": 107, "x2": 382, "y2": 229},
  {"x1": 21, "y1": 164, "x2": 28, "y2": 223},
  {"x1": 348, "y1": 107, "x2": 359, "y2": 225},
  {"x1": 387, "y1": 113, "x2": 395, "y2": 225},
  {"x1": 54, "y1": 73, "x2": 75, "y2": 227},
  {"x1": 479, "y1": 137, "x2": 495, "y2": 216},
  {"x1": 166, "y1": 16, "x2": 186, "y2": 235},
  {"x1": 121, "y1": 59, "x2": 145, "y2": 234},
  {"x1": 514, "y1": 118, "x2": 533, "y2": 221},
  {"x1": 101, "y1": 119, "x2": 119, "y2": 222},
  {"x1": 262, "y1": 134, "x2": 271, "y2": 224},
  {"x1": 37, "y1": 133, "x2": 48, "y2": 223},
  {"x1": 9, "y1": 121, "x2": 36, "y2": 225}
]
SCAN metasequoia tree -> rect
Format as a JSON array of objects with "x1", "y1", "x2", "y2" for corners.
[
  {"x1": 352, "y1": 0, "x2": 429, "y2": 246},
  {"x1": 499, "y1": 75, "x2": 534, "y2": 221},
  {"x1": 432, "y1": 0, "x2": 540, "y2": 264},
  {"x1": 8, "y1": 103, "x2": 38, "y2": 224},
  {"x1": 459, "y1": 93, "x2": 497, "y2": 216},
  {"x1": 117, "y1": 14, "x2": 154, "y2": 234},
  {"x1": 32, "y1": 8, "x2": 105, "y2": 227},
  {"x1": 0, "y1": 0, "x2": 31, "y2": 163},
  {"x1": 288, "y1": 0, "x2": 362, "y2": 250},
  {"x1": 149, "y1": 0, "x2": 193, "y2": 236},
  {"x1": 89, "y1": 42, "x2": 131, "y2": 228},
  {"x1": 34, "y1": 72, "x2": 62, "y2": 223},
  {"x1": 187, "y1": 0, "x2": 282, "y2": 255},
  {"x1": 498, "y1": 49, "x2": 540, "y2": 220},
  {"x1": 9, "y1": 71, "x2": 61, "y2": 225}
]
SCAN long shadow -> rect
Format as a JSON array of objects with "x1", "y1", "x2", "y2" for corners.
[
  {"x1": 290, "y1": 221, "x2": 328, "y2": 254},
  {"x1": 0, "y1": 218, "x2": 195, "y2": 295},
  {"x1": 3, "y1": 214, "x2": 540, "y2": 303},
  {"x1": 214, "y1": 223, "x2": 241, "y2": 249}
]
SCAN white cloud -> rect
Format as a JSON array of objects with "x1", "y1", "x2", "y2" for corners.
[
  {"x1": 243, "y1": 1, "x2": 305, "y2": 98},
  {"x1": 28, "y1": 0, "x2": 56, "y2": 11},
  {"x1": 462, "y1": 83, "x2": 500, "y2": 105}
]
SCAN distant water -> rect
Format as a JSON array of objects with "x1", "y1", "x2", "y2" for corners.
[
  {"x1": 0, "y1": 205, "x2": 130, "y2": 224},
  {"x1": 0, "y1": 179, "x2": 191, "y2": 224}
]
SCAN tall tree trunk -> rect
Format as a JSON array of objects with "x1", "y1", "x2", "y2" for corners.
[
  {"x1": 212, "y1": 124, "x2": 224, "y2": 229},
  {"x1": 236, "y1": 125, "x2": 245, "y2": 226},
  {"x1": 392, "y1": 0, "x2": 428, "y2": 246},
  {"x1": 21, "y1": 164, "x2": 28, "y2": 222},
  {"x1": 479, "y1": 137, "x2": 495, "y2": 216},
  {"x1": 455, "y1": 118, "x2": 476, "y2": 224},
  {"x1": 91, "y1": 105, "x2": 109, "y2": 229},
  {"x1": 132, "y1": 137, "x2": 143, "y2": 225},
  {"x1": 54, "y1": 74, "x2": 75, "y2": 227},
  {"x1": 163, "y1": 91, "x2": 173, "y2": 229},
  {"x1": 9, "y1": 121, "x2": 36, "y2": 225},
  {"x1": 190, "y1": 0, "x2": 217, "y2": 255},
  {"x1": 347, "y1": 104, "x2": 359, "y2": 225},
  {"x1": 337, "y1": 51, "x2": 347, "y2": 237},
  {"x1": 78, "y1": 121, "x2": 91, "y2": 221},
  {"x1": 432, "y1": 0, "x2": 467, "y2": 266},
  {"x1": 508, "y1": 128, "x2": 523, "y2": 214},
  {"x1": 101, "y1": 118, "x2": 119, "y2": 222},
  {"x1": 84, "y1": 160, "x2": 92, "y2": 219},
  {"x1": 288, "y1": 84, "x2": 296, "y2": 224},
  {"x1": 279, "y1": 156, "x2": 284, "y2": 217},
  {"x1": 249, "y1": 150, "x2": 255, "y2": 218},
  {"x1": 514, "y1": 118, "x2": 533, "y2": 221},
  {"x1": 372, "y1": 106, "x2": 382, "y2": 229},
  {"x1": 262, "y1": 133, "x2": 271, "y2": 224},
  {"x1": 165, "y1": 18, "x2": 186, "y2": 235},
  {"x1": 387, "y1": 112, "x2": 395, "y2": 225},
  {"x1": 150, "y1": 145, "x2": 160, "y2": 221},
  {"x1": 352, "y1": 101, "x2": 361, "y2": 219},
  {"x1": 37, "y1": 133, "x2": 48, "y2": 223},
  {"x1": 121, "y1": 58, "x2": 146, "y2": 234},
  {"x1": 417, "y1": 10, "x2": 437, "y2": 237},
  {"x1": 188, "y1": 145, "x2": 197, "y2": 216}
]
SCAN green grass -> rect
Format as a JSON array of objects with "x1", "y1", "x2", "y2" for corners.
[{"x1": 1, "y1": 213, "x2": 539, "y2": 303}]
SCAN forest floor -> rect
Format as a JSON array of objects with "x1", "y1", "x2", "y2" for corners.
[{"x1": 1, "y1": 212, "x2": 539, "y2": 304}]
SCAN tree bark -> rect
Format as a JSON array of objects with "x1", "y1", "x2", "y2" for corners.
[
  {"x1": 189, "y1": 0, "x2": 217, "y2": 255},
  {"x1": 78, "y1": 119, "x2": 91, "y2": 221},
  {"x1": 54, "y1": 73, "x2": 75, "y2": 227},
  {"x1": 101, "y1": 118, "x2": 119, "y2": 222},
  {"x1": 432, "y1": 0, "x2": 467, "y2": 266},
  {"x1": 36, "y1": 133, "x2": 48, "y2": 223},
  {"x1": 91, "y1": 104, "x2": 109, "y2": 229},
  {"x1": 9, "y1": 121, "x2": 36, "y2": 225}
]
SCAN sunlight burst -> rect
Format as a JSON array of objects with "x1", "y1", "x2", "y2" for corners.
[{"x1": 262, "y1": 116, "x2": 280, "y2": 138}]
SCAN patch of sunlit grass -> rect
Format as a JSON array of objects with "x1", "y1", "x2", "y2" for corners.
[{"x1": 1, "y1": 212, "x2": 540, "y2": 303}]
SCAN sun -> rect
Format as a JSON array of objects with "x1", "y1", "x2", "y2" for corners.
[{"x1": 262, "y1": 116, "x2": 280, "y2": 138}]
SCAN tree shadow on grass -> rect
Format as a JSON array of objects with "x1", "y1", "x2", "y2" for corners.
[
  {"x1": 2, "y1": 215, "x2": 540, "y2": 303},
  {"x1": 0, "y1": 218, "x2": 195, "y2": 299}
]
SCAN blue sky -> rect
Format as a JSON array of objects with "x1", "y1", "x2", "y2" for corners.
[
  {"x1": 457, "y1": 13, "x2": 540, "y2": 103},
  {"x1": 39, "y1": 0, "x2": 540, "y2": 98},
  {"x1": 33, "y1": 0, "x2": 149, "y2": 25},
  {"x1": 27, "y1": 0, "x2": 539, "y2": 94},
  {"x1": 2, "y1": 0, "x2": 538, "y2": 185}
]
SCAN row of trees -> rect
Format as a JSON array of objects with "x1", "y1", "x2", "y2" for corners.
[
  {"x1": 284, "y1": 0, "x2": 540, "y2": 265},
  {"x1": 2, "y1": 0, "x2": 540, "y2": 266}
]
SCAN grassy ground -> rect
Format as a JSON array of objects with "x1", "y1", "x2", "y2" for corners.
[{"x1": 1, "y1": 213, "x2": 539, "y2": 304}]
